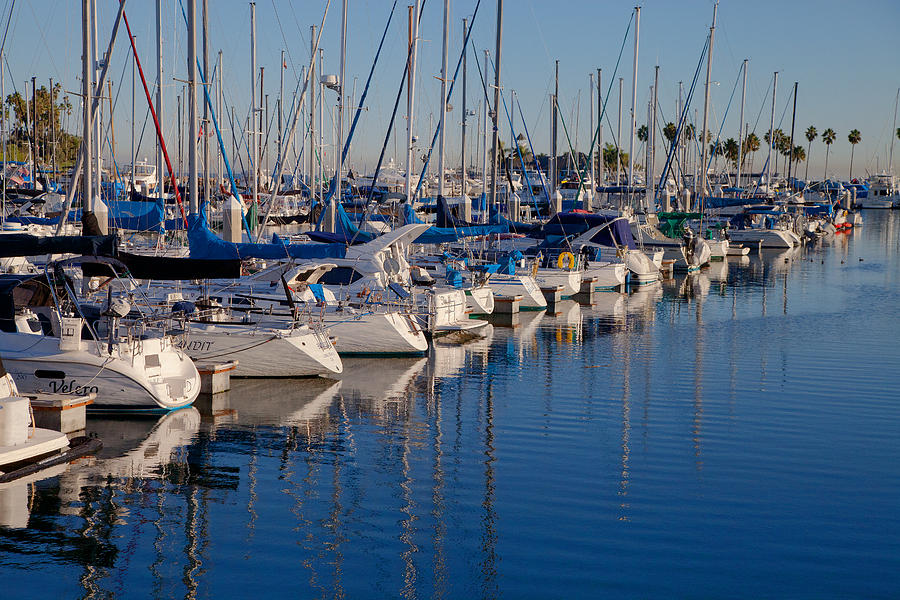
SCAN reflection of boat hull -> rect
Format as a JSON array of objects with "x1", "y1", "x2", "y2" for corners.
[
  {"x1": 227, "y1": 378, "x2": 339, "y2": 425},
  {"x1": 184, "y1": 323, "x2": 342, "y2": 377},
  {"x1": 728, "y1": 228, "x2": 800, "y2": 248},
  {"x1": 338, "y1": 356, "x2": 427, "y2": 400}
]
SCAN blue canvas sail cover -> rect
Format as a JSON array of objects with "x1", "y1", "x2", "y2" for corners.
[
  {"x1": 704, "y1": 196, "x2": 770, "y2": 209},
  {"x1": 398, "y1": 201, "x2": 507, "y2": 243},
  {"x1": 307, "y1": 200, "x2": 377, "y2": 244},
  {"x1": 187, "y1": 213, "x2": 346, "y2": 260},
  {"x1": 8, "y1": 200, "x2": 166, "y2": 232},
  {"x1": 106, "y1": 200, "x2": 166, "y2": 232},
  {"x1": 541, "y1": 212, "x2": 637, "y2": 250},
  {"x1": 487, "y1": 204, "x2": 539, "y2": 234}
]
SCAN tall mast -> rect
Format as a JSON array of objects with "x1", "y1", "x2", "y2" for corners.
[
  {"x1": 278, "y1": 49, "x2": 284, "y2": 188},
  {"x1": 156, "y1": 0, "x2": 164, "y2": 199},
  {"x1": 50, "y1": 77, "x2": 56, "y2": 178},
  {"x1": 92, "y1": 0, "x2": 101, "y2": 204},
  {"x1": 617, "y1": 77, "x2": 623, "y2": 190},
  {"x1": 677, "y1": 81, "x2": 683, "y2": 183},
  {"x1": 318, "y1": 48, "x2": 324, "y2": 202},
  {"x1": 767, "y1": 72, "x2": 778, "y2": 188},
  {"x1": 698, "y1": 1, "x2": 717, "y2": 203},
  {"x1": 550, "y1": 60, "x2": 558, "y2": 195},
  {"x1": 736, "y1": 59, "x2": 748, "y2": 191},
  {"x1": 130, "y1": 34, "x2": 135, "y2": 187},
  {"x1": 482, "y1": 50, "x2": 489, "y2": 211},
  {"x1": 460, "y1": 17, "x2": 468, "y2": 198},
  {"x1": 187, "y1": 0, "x2": 198, "y2": 214},
  {"x1": 82, "y1": 0, "x2": 94, "y2": 215},
  {"x1": 309, "y1": 25, "x2": 316, "y2": 203},
  {"x1": 890, "y1": 88, "x2": 899, "y2": 174},
  {"x1": 217, "y1": 50, "x2": 223, "y2": 192},
  {"x1": 31, "y1": 77, "x2": 37, "y2": 190},
  {"x1": 405, "y1": 3, "x2": 419, "y2": 204},
  {"x1": 202, "y1": 0, "x2": 210, "y2": 209},
  {"x1": 597, "y1": 68, "x2": 603, "y2": 188},
  {"x1": 437, "y1": 0, "x2": 449, "y2": 200},
  {"x1": 627, "y1": 5, "x2": 639, "y2": 202},
  {"x1": 646, "y1": 65, "x2": 658, "y2": 211},
  {"x1": 259, "y1": 67, "x2": 264, "y2": 190},
  {"x1": 250, "y1": 2, "x2": 257, "y2": 219},
  {"x1": 489, "y1": 0, "x2": 503, "y2": 209},
  {"x1": 589, "y1": 72, "x2": 595, "y2": 188},
  {"x1": 787, "y1": 81, "x2": 798, "y2": 186},
  {"x1": 335, "y1": 0, "x2": 348, "y2": 211},
  {"x1": 2, "y1": 51, "x2": 5, "y2": 221}
]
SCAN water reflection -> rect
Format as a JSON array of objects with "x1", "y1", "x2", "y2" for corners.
[
  {"x1": 227, "y1": 378, "x2": 339, "y2": 428},
  {"x1": 2, "y1": 215, "x2": 899, "y2": 597}
]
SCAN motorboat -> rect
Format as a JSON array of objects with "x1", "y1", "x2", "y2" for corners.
[
  {"x1": 860, "y1": 172, "x2": 899, "y2": 208},
  {"x1": 727, "y1": 206, "x2": 802, "y2": 248}
]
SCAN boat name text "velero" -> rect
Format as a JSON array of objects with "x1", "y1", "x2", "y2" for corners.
[{"x1": 47, "y1": 379, "x2": 100, "y2": 396}]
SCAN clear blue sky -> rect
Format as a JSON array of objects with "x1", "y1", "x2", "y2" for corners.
[{"x1": 4, "y1": 0, "x2": 899, "y2": 179}]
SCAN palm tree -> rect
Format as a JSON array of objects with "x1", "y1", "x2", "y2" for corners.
[
  {"x1": 637, "y1": 125, "x2": 648, "y2": 143},
  {"x1": 723, "y1": 138, "x2": 739, "y2": 172},
  {"x1": 791, "y1": 146, "x2": 806, "y2": 181},
  {"x1": 804, "y1": 126, "x2": 817, "y2": 181},
  {"x1": 603, "y1": 143, "x2": 628, "y2": 175},
  {"x1": 848, "y1": 129, "x2": 861, "y2": 179},
  {"x1": 663, "y1": 122, "x2": 677, "y2": 150},
  {"x1": 517, "y1": 144, "x2": 533, "y2": 168},
  {"x1": 744, "y1": 132, "x2": 760, "y2": 175},
  {"x1": 764, "y1": 128, "x2": 786, "y2": 175},
  {"x1": 822, "y1": 128, "x2": 836, "y2": 178}
]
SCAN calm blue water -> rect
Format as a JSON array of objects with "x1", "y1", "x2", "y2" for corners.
[{"x1": 2, "y1": 213, "x2": 899, "y2": 598}]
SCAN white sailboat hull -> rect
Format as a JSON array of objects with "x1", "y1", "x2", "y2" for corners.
[
  {"x1": 487, "y1": 274, "x2": 547, "y2": 309},
  {"x1": 624, "y1": 250, "x2": 662, "y2": 285},
  {"x1": 857, "y1": 197, "x2": 897, "y2": 209},
  {"x1": 324, "y1": 310, "x2": 428, "y2": 355},
  {"x1": 1, "y1": 334, "x2": 199, "y2": 411},
  {"x1": 583, "y1": 263, "x2": 627, "y2": 290},
  {"x1": 183, "y1": 323, "x2": 342, "y2": 377},
  {"x1": 534, "y1": 268, "x2": 583, "y2": 297},
  {"x1": 728, "y1": 228, "x2": 800, "y2": 248},
  {"x1": 465, "y1": 285, "x2": 495, "y2": 315}
]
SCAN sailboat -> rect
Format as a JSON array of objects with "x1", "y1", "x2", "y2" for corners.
[{"x1": 0, "y1": 257, "x2": 200, "y2": 411}]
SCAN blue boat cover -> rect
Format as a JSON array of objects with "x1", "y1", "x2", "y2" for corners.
[
  {"x1": 8, "y1": 200, "x2": 168, "y2": 232},
  {"x1": 540, "y1": 212, "x2": 637, "y2": 250},
  {"x1": 188, "y1": 213, "x2": 346, "y2": 260}
]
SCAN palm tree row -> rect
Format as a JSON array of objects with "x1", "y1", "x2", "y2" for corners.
[{"x1": 633, "y1": 120, "x2": 868, "y2": 185}]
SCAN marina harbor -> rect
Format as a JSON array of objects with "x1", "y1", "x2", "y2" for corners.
[{"x1": 0, "y1": 0, "x2": 897, "y2": 597}]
